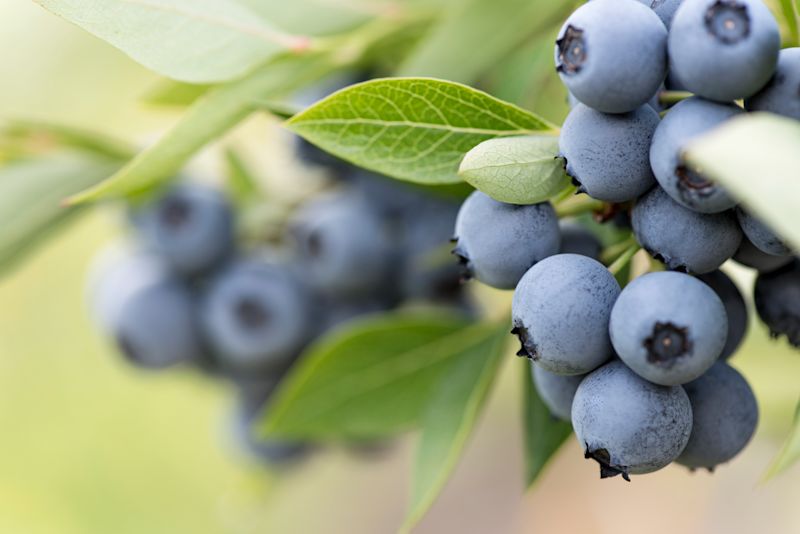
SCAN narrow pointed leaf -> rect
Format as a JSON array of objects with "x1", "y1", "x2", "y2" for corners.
[
  {"x1": 764, "y1": 400, "x2": 800, "y2": 480},
  {"x1": 286, "y1": 77, "x2": 557, "y2": 185}
]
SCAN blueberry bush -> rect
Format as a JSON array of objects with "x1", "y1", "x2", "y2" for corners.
[{"x1": 3, "y1": 0, "x2": 800, "y2": 530}]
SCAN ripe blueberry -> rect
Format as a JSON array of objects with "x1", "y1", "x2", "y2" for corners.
[
  {"x1": 745, "y1": 47, "x2": 800, "y2": 120},
  {"x1": 555, "y1": 0, "x2": 668, "y2": 113},
  {"x1": 677, "y1": 362, "x2": 758, "y2": 470},
  {"x1": 650, "y1": 97, "x2": 741, "y2": 213},
  {"x1": 733, "y1": 235, "x2": 793, "y2": 272},
  {"x1": 669, "y1": 0, "x2": 780, "y2": 101},
  {"x1": 754, "y1": 259, "x2": 800, "y2": 347},
  {"x1": 290, "y1": 190, "x2": 395, "y2": 299},
  {"x1": 571, "y1": 361, "x2": 693, "y2": 480},
  {"x1": 453, "y1": 191, "x2": 560, "y2": 290},
  {"x1": 736, "y1": 208, "x2": 792, "y2": 257},
  {"x1": 610, "y1": 271, "x2": 727, "y2": 385},
  {"x1": 643, "y1": 0, "x2": 685, "y2": 28},
  {"x1": 559, "y1": 220, "x2": 602, "y2": 260},
  {"x1": 532, "y1": 364, "x2": 585, "y2": 421},
  {"x1": 132, "y1": 184, "x2": 234, "y2": 275},
  {"x1": 512, "y1": 254, "x2": 620, "y2": 375},
  {"x1": 114, "y1": 279, "x2": 203, "y2": 369},
  {"x1": 632, "y1": 186, "x2": 742, "y2": 274},
  {"x1": 559, "y1": 103, "x2": 659, "y2": 202},
  {"x1": 201, "y1": 259, "x2": 313, "y2": 373},
  {"x1": 696, "y1": 270, "x2": 748, "y2": 360}
]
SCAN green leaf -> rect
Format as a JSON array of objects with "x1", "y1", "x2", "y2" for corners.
[
  {"x1": 287, "y1": 77, "x2": 557, "y2": 185},
  {"x1": 397, "y1": 0, "x2": 570, "y2": 84},
  {"x1": 764, "y1": 400, "x2": 800, "y2": 480},
  {"x1": 260, "y1": 313, "x2": 475, "y2": 440},
  {"x1": 2, "y1": 120, "x2": 134, "y2": 161},
  {"x1": 683, "y1": 113, "x2": 800, "y2": 251},
  {"x1": 241, "y1": 0, "x2": 375, "y2": 36},
  {"x1": 34, "y1": 0, "x2": 308, "y2": 83},
  {"x1": 224, "y1": 149, "x2": 260, "y2": 204},
  {"x1": 522, "y1": 359, "x2": 572, "y2": 486},
  {"x1": 458, "y1": 135, "x2": 568, "y2": 204},
  {"x1": 143, "y1": 80, "x2": 213, "y2": 107},
  {"x1": 0, "y1": 152, "x2": 120, "y2": 275},
  {"x1": 401, "y1": 322, "x2": 508, "y2": 533},
  {"x1": 68, "y1": 51, "x2": 340, "y2": 204},
  {"x1": 778, "y1": 0, "x2": 799, "y2": 46}
]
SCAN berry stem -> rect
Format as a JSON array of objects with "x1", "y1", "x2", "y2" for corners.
[
  {"x1": 608, "y1": 243, "x2": 640, "y2": 276},
  {"x1": 555, "y1": 195, "x2": 604, "y2": 218},
  {"x1": 659, "y1": 90, "x2": 693, "y2": 105},
  {"x1": 600, "y1": 235, "x2": 637, "y2": 265}
]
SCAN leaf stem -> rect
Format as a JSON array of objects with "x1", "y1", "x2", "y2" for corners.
[
  {"x1": 608, "y1": 243, "x2": 641, "y2": 276},
  {"x1": 600, "y1": 235, "x2": 637, "y2": 265}
]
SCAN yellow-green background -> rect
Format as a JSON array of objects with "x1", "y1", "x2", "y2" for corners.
[{"x1": 0, "y1": 2, "x2": 798, "y2": 533}]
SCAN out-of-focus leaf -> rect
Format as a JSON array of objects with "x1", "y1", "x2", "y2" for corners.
[
  {"x1": 287, "y1": 77, "x2": 557, "y2": 185},
  {"x1": 1, "y1": 121, "x2": 134, "y2": 161},
  {"x1": 143, "y1": 80, "x2": 213, "y2": 107},
  {"x1": 764, "y1": 400, "x2": 800, "y2": 480},
  {"x1": 401, "y1": 322, "x2": 508, "y2": 533},
  {"x1": 34, "y1": 0, "x2": 309, "y2": 83},
  {"x1": 683, "y1": 113, "x2": 800, "y2": 250},
  {"x1": 224, "y1": 149, "x2": 260, "y2": 204},
  {"x1": 260, "y1": 313, "x2": 476, "y2": 440},
  {"x1": 522, "y1": 359, "x2": 572, "y2": 486},
  {"x1": 778, "y1": 0, "x2": 799, "y2": 45},
  {"x1": 0, "y1": 152, "x2": 119, "y2": 275},
  {"x1": 67, "y1": 50, "x2": 341, "y2": 204},
  {"x1": 396, "y1": 0, "x2": 570, "y2": 84},
  {"x1": 458, "y1": 135, "x2": 568, "y2": 204},
  {"x1": 242, "y1": 0, "x2": 381, "y2": 36}
]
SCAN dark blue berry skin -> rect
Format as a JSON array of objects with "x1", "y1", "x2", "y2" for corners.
[
  {"x1": 745, "y1": 48, "x2": 800, "y2": 120},
  {"x1": 696, "y1": 270, "x2": 748, "y2": 360},
  {"x1": 512, "y1": 254, "x2": 620, "y2": 375},
  {"x1": 736, "y1": 208, "x2": 792, "y2": 257},
  {"x1": 453, "y1": 191, "x2": 560, "y2": 290},
  {"x1": 559, "y1": 103, "x2": 659, "y2": 202},
  {"x1": 201, "y1": 259, "x2": 313, "y2": 373},
  {"x1": 532, "y1": 364, "x2": 585, "y2": 421},
  {"x1": 290, "y1": 190, "x2": 395, "y2": 299},
  {"x1": 632, "y1": 187, "x2": 742, "y2": 274},
  {"x1": 669, "y1": 0, "x2": 780, "y2": 102},
  {"x1": 733, "y1": 235, "x2": 793, "y2": 272},
  {"x1": 650, "y1": 97, "x2": 741, "y2": 213},
  {"x1": 114, "y1": 279, "x2": 203, "y2": 369},
  {"x1": 132, "y1": 184, "x2": 234, "y2": 275},
  {"x1": 571, "y1": 361, "x2": 693, "y2": 480},
  {"x1": 610, "y1": 271, "x2": 727, "y2": 385},
  {"x1": 643, "y1": 0, "x2": 684, "y2": 28},
  {"x1": 559, "y1": 220, "x2": 602, "y2": 260},
  {"x1": 556, "y1": 0, "x2": 668, "y2": 113},
  {"x1": 677, "y1": 362, "x2": 758, "y2": 470},
  {"x1": 754, "y1": 259, "x2": 800, "y2": 347}
]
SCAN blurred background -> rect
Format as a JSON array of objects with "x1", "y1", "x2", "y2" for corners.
[{"x1": 0, "y1": 1, "x2": 798, "y2": 533}]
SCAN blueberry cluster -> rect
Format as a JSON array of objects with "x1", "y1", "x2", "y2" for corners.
[
  {"x1": 88, "y1": 165, "x2": 466, "y2": 465},
  {"x1": 453, "y1": 0, "x2": 799, "y2": 479}
]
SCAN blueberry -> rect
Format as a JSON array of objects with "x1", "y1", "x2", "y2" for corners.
[
  {"x1": 632, "y1": 187, "x2": 742, "y2": 273},
  {"x1": 677, "y1": 362, "x2": 758, "y2": 470},
  {"x1": 736, "y1": 208, "x2": 792, "y2": 257},
  {"x1": 132, "y1": 184, "x2": 234, "y2": 275},
  {"x1": 87, "y1": 243, "x2": 172, "y2": 334},
  {"x1": 532, "y1": 364, "x2": 585, "y2": 421},
  {"x1": 650, "y1": 97, "x2": 741, "y2": 213},
  {"x1": 754, "y1": 259, "x2": 800, "y2": 347},
  {"x1": 555, "y1": 0, "x2": 667, "y2": 113},
  {"x1": 290, "y1": 190, "x2": 395, "y2": 299},
  {"x1": 512, "y1": 254, "x2": 620, "y2": 374},
  {"x1": 559, "y1": 103, "x2": 659, "y2": 202},
  {"x1": 559, "y1": 220, "x2": 602, "y2": 260},
  {"x1": 669, "y1": 0, "x2": 780, "y2": 102},
  {"x1": 114, "y1": 279, "x2": 203, "y2": 369},
  {"x1": 230, "y1": 378, "x2": 310, "y2": 466},
  {"x1": 696, "y1": 270, "x2": 748, "y2": 360},
  {"x1": 201, "y1": 259, "x2": 313, "y2": 373},
  {"x1": 610, "y1": 271, "x2": 727, "y2": 385},
  {"x1": 571, "y1": 361, "x2": 693, "y2": 480},
  {"x1": 397, "y1": 194, "x2": 464, "y2": 302},
  {"x1": 745, "y1": 48, "x2": 800, "y2": 120},
  {"x1": 644, "y1": 0, "x2": 685, "y2": 28},
  {"x1": 733, "y1": 235, "x2": 793, "y2": 272},
  {"x1": 453, "y1": 191, "x2": 560, "y2": 290}
]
